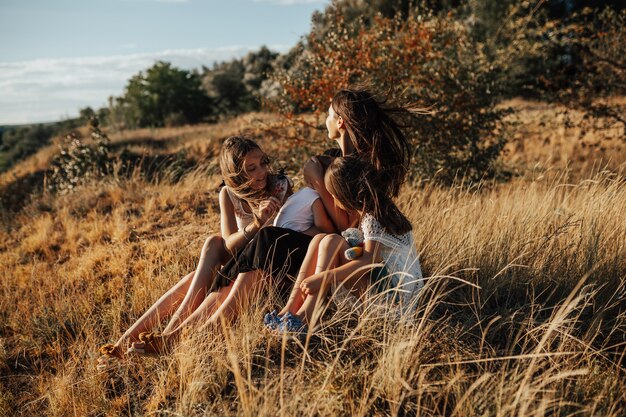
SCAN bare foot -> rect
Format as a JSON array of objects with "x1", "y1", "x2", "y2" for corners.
[
  {"x1": 97, "y1": 343, "x2": 124, "y2": 371},
  {"x1": 127, "y1": 332, "x2": 171, "y2": 356}
]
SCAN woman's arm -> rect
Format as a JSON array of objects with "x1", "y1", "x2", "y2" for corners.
[
  {"x1": 311, "y1": 198, "x2": 336, "y2": 234},
  {"x1": 304, "y1": 157, "x2": 351, "y2": 231},
  {"x1": 219, "y1": 188, "x2": 258, "y2": 253}
]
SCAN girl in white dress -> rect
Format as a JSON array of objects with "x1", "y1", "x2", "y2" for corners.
[{"x1": 271, "y1": 157, "x2": 423, "y2": 334}]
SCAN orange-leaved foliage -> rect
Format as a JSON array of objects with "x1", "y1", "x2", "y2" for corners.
[{"x1": 273, "y1": 9, "x2": 511, "y2": 184}]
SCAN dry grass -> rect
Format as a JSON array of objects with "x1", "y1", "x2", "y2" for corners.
[
  {"x1": 501, "y1": 98, "x2": 626, "y2": 177},
  {"x1": 0, "y1": 101, "x2": 624, "y2": 416}
]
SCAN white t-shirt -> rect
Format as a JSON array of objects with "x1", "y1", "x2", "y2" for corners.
[{"x1": 273, "y1": 187, "x2": 320, "y2": 232}]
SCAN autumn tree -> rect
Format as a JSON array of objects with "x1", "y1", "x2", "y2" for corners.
[{"x1": 273, "y1": 7, "x2": 510, "y2": 184}]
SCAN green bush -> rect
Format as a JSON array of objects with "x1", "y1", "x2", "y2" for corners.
[
  {"x1": 47, "y1": 118, "x2": 198, "y2": 193},
  {"x1": 484, "y1": 4, "x2": 625, "y2": 135},
  {"x1": 201, "y1": 46, "x2": 280, "y2": 117},
  {"x1": 108, "y1": 61, "x2": 212, "y2": 129},
  {"x1": 540, "y1": 7, "x2": 625, "y2": 126}
]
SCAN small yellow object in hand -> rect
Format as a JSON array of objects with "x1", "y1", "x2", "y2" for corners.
[{"x1": 345, "y1": 246, "x2": 363, "y2": 260}]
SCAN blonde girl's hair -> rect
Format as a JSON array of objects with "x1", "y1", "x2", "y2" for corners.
[
  {"x1": 331, "y1": 88, "x2": 417, "y2": 198},
  {"x1": 219, "y1": 136, "x2": 274, "y2": 208},
  {"x1": 325, "y1": 156, "x2": 412, "y2": 236}
]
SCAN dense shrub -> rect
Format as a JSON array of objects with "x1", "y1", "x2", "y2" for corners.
[
  {"x1": 272, "y1": 7, "x2": 511, "y2": 184},
  {"x1": 47, "y1": 118, "x2": 197, "y2": 193},
  {"x1": 485, "y1": 4, "x2": 625, "y2": 139},
  {"x1": 48, "y1": 119, "x2": 113, "y2": 193},
  {"x1": 538, "y1": 7, "x2": 625, "y2": 127}
]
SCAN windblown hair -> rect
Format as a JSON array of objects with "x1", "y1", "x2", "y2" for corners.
[
  {"x1": 331, "y1": 88, "x2": 414, "y2": 198},
  {"x1": 325, "y1": 157, "x2": 412, "y2": 236},
  {"x1": 219, "y1": 136, "x2": 276, "y2": 208}
]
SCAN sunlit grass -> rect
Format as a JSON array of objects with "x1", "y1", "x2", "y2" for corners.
[{"x1": 0, "y1": 102, "x2": 624, "y2": 416}]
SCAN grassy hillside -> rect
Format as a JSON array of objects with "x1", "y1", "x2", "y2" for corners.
[{"x1": 0, "y1": 101, "x2": 624, "y2": 416}]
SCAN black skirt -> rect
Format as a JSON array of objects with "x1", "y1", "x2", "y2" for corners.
[{"x1": 214, "y1": 227, "x2": 313, "y2": 295}]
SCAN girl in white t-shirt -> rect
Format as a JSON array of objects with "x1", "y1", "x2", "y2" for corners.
[
  {"x1": 272, "y1": 154, "x2": 338, "y2": 234},
  {"x1": 273, "y1": 186, "x2": 321, "y2": 232}
]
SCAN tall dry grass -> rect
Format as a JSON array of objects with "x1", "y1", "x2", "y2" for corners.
[{"x1": 0, "y1": 102, "x2": 624, "y2": 416}]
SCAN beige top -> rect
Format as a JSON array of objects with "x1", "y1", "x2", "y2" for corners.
[
  {"x1": 224, "y1": 186, "x2": 253, "y2": 232},
  {"x1": 223, "y1": 176, "x2": 291, "y2": 231}
]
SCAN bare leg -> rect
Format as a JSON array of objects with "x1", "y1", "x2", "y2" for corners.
[
  {"x1": 162, "y1": 283, "x2": 234, "y2": 340},
  {"x1": 163, "y1": 235, "x2": 229, "y2": 333},
  {"x1": 279, "y1": 233, "x2": 327, "y2": 316},
  {"x1": 296, "y1": 234, "x2": 349, "y2": 326},
  {"x1": 110, "y1": 271, "x2": 195, "y2": 354},
  {"x1": 137, "y1": 270, "x2": 263, "y2": 349},
  {"x1": 203, "y1": 270, "x2": 265, "y2": 328},
  {"x1": 107, "y1": 235, "x2": 228, "y2": 358}
]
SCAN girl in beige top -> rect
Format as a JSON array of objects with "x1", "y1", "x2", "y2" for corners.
[{"x1": 97, "y1": 136, "x2": 287, "y2": 367}]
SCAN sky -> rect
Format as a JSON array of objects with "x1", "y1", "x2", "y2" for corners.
[{"x1": 0, "y1": 0, "x2": 329, "y2": 125}]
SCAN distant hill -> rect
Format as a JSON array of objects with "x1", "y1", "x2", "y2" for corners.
[
  {"x1": 1, "y1": 119, "x2": 61, "y2": 131},
  {"x1": 0, "y1": 118, "x2": 81, "y2": 173}
]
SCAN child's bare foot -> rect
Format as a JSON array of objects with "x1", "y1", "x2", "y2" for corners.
[
  {"x1": 97, "y1": 343, "x2": 124, "y2": 371},
  {"x1": 127, "y1": 332, "x2": 171, "y2": 356},
  {"x1": 300, "y1": 275, "x2": 323, "y2": 296}
]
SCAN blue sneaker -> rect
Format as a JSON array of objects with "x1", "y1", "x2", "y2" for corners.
[
  {"x1": 278, "y1": 312, "x2": 308, "y2": 335},
  {"x1": 263, "y1": 310, "x2": 281, "y2": 331}
]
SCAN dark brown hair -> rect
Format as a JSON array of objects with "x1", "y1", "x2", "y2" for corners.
[
  {"x1": 315, "y1": 148, "x2": 342, "y2": 171},
  {"x1": 325, "y1": 157, "x2": 412, "y2": 236},
  {"x1": 331, "y1": 88, "x2": 412, "y2": 198},
  {"x1": 219, "y1": 136, "x2": 274, "y2": 207}
]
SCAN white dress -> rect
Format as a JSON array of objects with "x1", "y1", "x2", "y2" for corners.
[{"x1": 361, "y1": 213, "x2": 423, "y2": 315}]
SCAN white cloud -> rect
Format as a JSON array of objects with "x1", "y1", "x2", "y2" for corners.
[
  {"x1": 0, "y1": 45, "x2": 289, "y2": 125},
  {"x1": 124, "y1": 0, "x2": 189, "y2": 3},
  {"x1": 253, "y1": 0, "x2": 326, "y2": 5}
]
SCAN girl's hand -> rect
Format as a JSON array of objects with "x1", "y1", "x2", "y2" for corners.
[
  {"x1": 304, "y1": 157, "x2": 324, "y2": 190},
  {"x1": 300, "y1": 275, "x2": 324, "y2": 296},
  {"x1": 254, "y1": 197, "x2": 282, "y2": 226}
]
